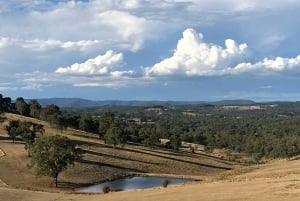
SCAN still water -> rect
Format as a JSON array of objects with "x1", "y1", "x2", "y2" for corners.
[{"x1": 78, "y1": 176, "x2": 194, "y2": 193}]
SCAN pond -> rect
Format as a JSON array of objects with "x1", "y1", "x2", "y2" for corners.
[{"x1": 77, "y1": 176, "x2": 194, "y2": 193}]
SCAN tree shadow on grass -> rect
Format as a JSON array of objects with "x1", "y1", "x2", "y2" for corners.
[
  {"x1": 76, "y1": 158, "x2": 146, "y2": 173},
  {"x1": 57, "y1": 181, "x2": 87, "y2": 189},
  {"x1": 73, "y1": 140, "x2": 231, "y2": 171},
  {"x1": 84, "y1": 149, "x2": 159, "y2": 165},
  {"x1": 118, "y1": 146, "x2": 232, "y2": 170},
  {"x1": 136, "y1": 146, "x2": 233, "y2": 166},
  {"x1": 0, "y1": 135, "x2": 24, "y2": 144}
]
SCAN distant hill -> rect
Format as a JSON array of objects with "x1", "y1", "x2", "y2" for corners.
[
  {"x1": 35, "y1": 98, "x2": 98, "y2": 108},
  {"x1": 30, "y1": 98, "x2": 257, "y2": 108},
  {"x1": 211, "y1": 99, "x2": 257, "y2": 106}
]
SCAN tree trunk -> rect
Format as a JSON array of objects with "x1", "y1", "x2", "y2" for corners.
[{"x1": 55, "y1": 174, "x2": 58, "y2": 188}]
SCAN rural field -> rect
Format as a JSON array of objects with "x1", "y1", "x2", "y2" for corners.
[{"x1": 1, "y1": 113, "x2": 300, "y2": 201}]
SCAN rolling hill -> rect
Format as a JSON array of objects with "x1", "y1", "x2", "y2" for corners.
[{"x1": 31, "y1": 98, "x2": 257, "y2": 108}]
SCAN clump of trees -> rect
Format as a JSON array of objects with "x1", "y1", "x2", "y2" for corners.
[
  {"x1": 5, "y1": 120, "x2": 44, "y2": 153},
  {"x1": 100, "y1": 112, "x2": 127, "y2": 148}
]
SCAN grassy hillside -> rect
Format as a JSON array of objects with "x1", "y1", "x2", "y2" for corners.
[
  {"x1": 1, "y1": 157, "x2": 300, "y2": 201},
  {"x1": 0, "y1": 113, "x2": 232, "y2": 191}
]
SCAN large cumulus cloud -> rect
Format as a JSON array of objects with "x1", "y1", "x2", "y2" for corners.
[
  {"x1": 147, "y1": 28, "x2": 248, "y2": 76},
  {"x1": 147, "y1": 29, "x2": 300, "y2": 77}
]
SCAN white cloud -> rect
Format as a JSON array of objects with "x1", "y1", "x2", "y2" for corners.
[
  {"x1": 225, "y1": 56, "x2": 300, "y2": 75},
  {"x1": 0, "y1": 82, "x2": 18, "y2": 91},
  {"x1": 190, "y1": 0, "x2": 300, "y2": 12},
  {"x1": 0, "y1": 37, "x2": 102, "y2": 52},
  {"x1": 56, "y1": 50, "x2": 124, "y2": 75},
  {"x1": 263, "y1": 35, "x2": 286, "y2": 46},
  {"x1": 14, "y1": 50, "x2": 152, "y2": 90},
  {"x1": 260, "y1": 85, "x2": 272, "y2": 89},
  {"x1": 147, "y1": 28, "x2": 248, "y2": 76},
  {"x1": 147, "y1": 29, "x2": 300, "y2": 77},
  {"x1": 16, "y1": 1, "x2": 164, "y2": 51},
  {"x1": 96, "y1": 10, "x2": 150, "y2": 51},
  {"x1": 0, "y1": 37, "x2": 14, "y2": 48},
  {"x1": 17, "y1": 69, "x2": 154, "y2": 90}
]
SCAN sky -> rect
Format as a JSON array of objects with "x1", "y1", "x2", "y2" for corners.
[{"x1": 1, "y1": 0, "x2": 300, "y2": 101}]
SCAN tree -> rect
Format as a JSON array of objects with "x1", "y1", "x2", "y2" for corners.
[
  {"x1": 0, "y1": 94, "x2": 13, "y2": 113},
  {"x1": 5, "y1": 120, "x2": 21, "y2": 143},
  {"x1": 28, "y1": 100, "x2": 41, "y2": 119},
  {"x1": 15, "y1": 97, "x2": 29, "y2": 116},
  {"x1": 79, "y1": 113, "x2": 98, "y2": 133},
  {"x1": 99, "y1": 112, "x2": 114, "y2": 138},
  {"x1": 20, "y1": 122, "x2": 44, "y2": 154},
  {"x1": 169, "y1": 134, "x2": 181, "y2": 150},
  {"x1": 30, "y1": 135, "x2": 81, "y2": 187},
  {"x1": 40, "y1": 104, "x2": 61, "y2": 127},
  {"x1": 104, "y1": 127, "x2": 126, "y2": 148},
  {"x1": 5, "y1": 120, "x2": 44, "y2": 151},
  {"x1": 104, "y1": 118, "x2": 126, "y2": 148},
  {"x1": 138, "y1": 125, "x2": 159, "y2": 147},
  {"x1": 54, "y1": 115, "x2": 69, "y2": 133},
  {"x1": 3, "y1": 97, "x2": 13, "y2": 112}
]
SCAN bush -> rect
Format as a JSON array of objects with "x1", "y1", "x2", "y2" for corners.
[
  {"x1": 190, "y1": 146, "x2": 195, "y2": 153},
  {"x1": 102, "y1": 185, "x2": 110, "y2": 194},
  {"x1": 162, "y1": 179, "x2": 169, "y2": 188}
]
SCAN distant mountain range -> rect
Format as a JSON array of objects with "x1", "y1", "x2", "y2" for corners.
[{"x1": 31, "y1": 98, "x2": 257, "y2": 108}]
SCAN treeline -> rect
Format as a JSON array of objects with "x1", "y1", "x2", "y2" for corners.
[
  {"x1": 0, "y1": 94, "x2": 159, "y2": 147},
  {"x1": 1, "y1": 94, "x2": 184, "y2": 151}
]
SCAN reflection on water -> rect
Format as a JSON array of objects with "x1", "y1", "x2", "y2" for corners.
[{"x1": 77, "y1": 176, "x2": 194, "y2": 193}]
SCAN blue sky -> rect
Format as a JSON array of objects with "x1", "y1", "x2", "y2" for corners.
[{"x1": 1, "y1": 0, "x2": 300, "y2": 101}]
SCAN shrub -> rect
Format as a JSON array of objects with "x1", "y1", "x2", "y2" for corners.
[
  {"x1": 162, "y1": 179, "x2": 169, "y2": 188},
  {"x1": 190, "y1": 145, "x2": 195, "y2": 153},
  {"x1": 102, "y1": 185, "x2": 110, "y2": 193}
]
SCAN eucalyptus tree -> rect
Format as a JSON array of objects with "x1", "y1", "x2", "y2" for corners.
[
  {"x1": 31, "y1": 135, "x2": 82, "y2": 187},
  {"x1": 15, "y1": 97, "x2": 29, "y2": 116}
]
